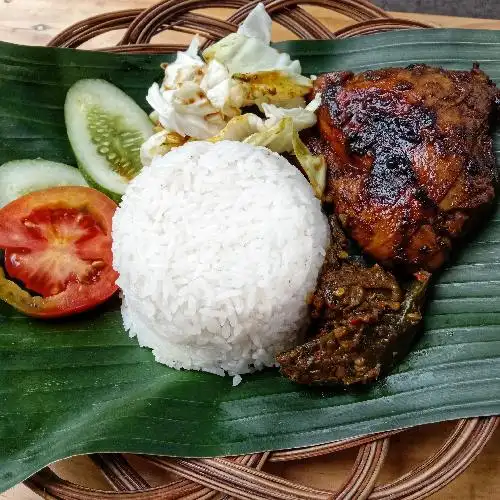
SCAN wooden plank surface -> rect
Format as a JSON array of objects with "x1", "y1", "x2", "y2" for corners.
[
  {"x1": 2, "y1": 2, "x2": 500, "y2": 47},
  {"x1": 0, "y1": 1, "x2": 499, "y2": 499}
]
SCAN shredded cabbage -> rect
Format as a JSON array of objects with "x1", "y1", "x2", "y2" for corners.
[
  {"x1": 205, "y1": 95, "x2": 321, "y2": 146},
  {"x1": 291, "y1": 129, "x2": 326, "y2": 200},
  {"x1": 146, "y1": 81, "x2": 226, "y2": 139},
  {"x1": 233, "y1": 71, "x2": 312, "y2": 107},
  {"x1": 261, "y1": 93, "x2": 321, "y2": 130},
  {"x1": 141, "y1": 2, "x2": 327, "y2": 198},
  {"x1": 243, "y1": 117, "x2": 294, "y2": 153},
  {"x1": 140, "y1": 130, "x2": 188, "y2": 167},
  {"x1": 163, "y1": 37, "x2": 204, "y2": 89},
  {"x1": 202, "y1": 2, "x2": 301, "y2": 75},
  {"x1": 145, "y1": 3, "x2": 313, "y2": 143},
  {"x1": 200, "y1": 59, "x2": 232, "y2": 112},
  {"x1": 237, "y1": 2, "x2": 272, "y2": 44},
  {"x1": 244, "y1": 118, "x2": 326, "y2": 198},
  {"x1": 203, "y1": 33, "x2": 301, "y2": 76},
  {"x1": 207, "y1": 114, "x2": 263, "y2": 142}
]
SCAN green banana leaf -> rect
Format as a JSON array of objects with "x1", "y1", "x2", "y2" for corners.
[{"x1": 1, "y1": 28, "x2": 500, "y2": 492}]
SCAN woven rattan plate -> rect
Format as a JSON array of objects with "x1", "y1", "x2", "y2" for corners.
[{"x1": 21, "y1": 1, "x2": 499, "y2": 498}]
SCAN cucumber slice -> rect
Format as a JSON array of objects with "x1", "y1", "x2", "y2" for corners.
[
  {"x1": 0, "y1": 159, "x2": 87, "y2": 208},
  {"x1": 65, "y1": 79, "x2": 153, "y2": 201}
]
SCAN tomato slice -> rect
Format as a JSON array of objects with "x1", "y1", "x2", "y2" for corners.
[{"x1": 0, "y1": 186, "x2": 118, "y2": 318}]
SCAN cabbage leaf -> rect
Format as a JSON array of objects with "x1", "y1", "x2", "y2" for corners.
[
  {"x1": 291, "y1": 128, "x2": 326, "y2": 199},
  {"x1": 233, "y1": 71, "x2": 312, "y2": 108},
  {"x1": 202, "y1": 3, "x2": 302, "y2": 76},
  {"x1": 243, "y1": 117, "x2": 326, "y2": 198},
  {"x1": 237, "y1": 2, "x2": 272, "y2": 44}
]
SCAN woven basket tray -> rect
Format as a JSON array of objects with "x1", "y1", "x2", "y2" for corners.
[{"x1": 23, "y1": 1, "x2": 499, "y2": 498}]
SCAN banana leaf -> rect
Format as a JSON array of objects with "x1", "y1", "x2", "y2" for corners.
[{"x1": 1, "y1": 29, "x2": 500, "y2": 492}]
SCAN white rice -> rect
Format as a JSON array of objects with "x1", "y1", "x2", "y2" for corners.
[{"x1": 112, "y1": 140, "x2": 329, "y2": 381}]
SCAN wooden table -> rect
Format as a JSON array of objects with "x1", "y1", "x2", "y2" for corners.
[{"x1": 0, "y1": 2, "x2": 499, "y2": 499}]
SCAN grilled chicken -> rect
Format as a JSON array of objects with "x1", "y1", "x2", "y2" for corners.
[
  {"x1": 311, "y1": 64, "x2": 499, "y2": 272},
  {"x1": 277, "y1": 215, "x2": 430, "y2": 385}
]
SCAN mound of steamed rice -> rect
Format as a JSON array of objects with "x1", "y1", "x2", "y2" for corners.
[{"x1": 112, "y1": 140, "x2": 329, "y2": 382}]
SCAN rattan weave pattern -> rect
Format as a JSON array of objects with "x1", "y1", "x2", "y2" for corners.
[{"x1": 24, "y1": 1, "x2": 499, "y2": 498}]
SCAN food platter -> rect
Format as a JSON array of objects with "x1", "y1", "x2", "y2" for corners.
[{"x1": 0, "y1": 1, "x2": 499, "y2": 498}]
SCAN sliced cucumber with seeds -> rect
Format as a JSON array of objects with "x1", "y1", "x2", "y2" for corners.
[
  {"x1": 0, "y1": 159, "x2": 87, "y2": 208},
  {"x1": 65, "y1": 79, "x2": 153, "y2": 202}
]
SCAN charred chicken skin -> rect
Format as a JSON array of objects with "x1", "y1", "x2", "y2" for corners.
[
  {"x1": 277, "y1": 65, "x2": 499, "y2": 386},
  {"x1": 312, "y1": 64, "x2": 499, "y2": 272}
]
